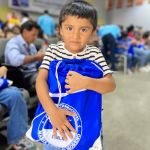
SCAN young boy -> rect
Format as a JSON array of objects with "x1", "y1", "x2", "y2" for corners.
[{"x1": 36, "y1": 1, "x2": 116, "y2": 149}]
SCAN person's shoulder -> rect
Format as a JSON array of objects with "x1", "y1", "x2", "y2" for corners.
[
  {"x1": 49, "y1": 42, "x2": 62, "y2": 48},
  {"x1": 47, "y1": 42, "x2": 63, "y2": 53},
  {"x1": 38, "y1": 15, "x2": 44, "y2": 19},
  {"x1": 6, "y1": 35, "x2": 19, "y2": 46},
  {"x1": 8, "y1": 34, "x2": 18, "y2": 41},
  {"x1": 49, "y1": 16, "x2": 54, "y2": 20},
  {"x1": 86, "y1": 45, "x2": 101, "y2": 53}
]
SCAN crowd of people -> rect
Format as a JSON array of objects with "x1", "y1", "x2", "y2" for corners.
[
  {"x1": 1, "y1": 10, "x2": 150, "y2": 74},
  {"x1": 97, "y1": 24, "x2": 150, "y2": 73},
  {"x1": 0, "y1": 10, "x2": 56, "y2": 150},
  {"x1": 0, "y1": 10, "x2": 55, "y2": 39}
]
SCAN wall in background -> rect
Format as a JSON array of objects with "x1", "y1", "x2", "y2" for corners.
[
  {"x1": 8, "y1": 0, "x2": 70, "y2": 16},
  {"x1": 1, "y1": 0, "x2": 150, "y2": 30},
  {"x1": 0, "y1": 0, "x2": 38, "y2": 21},
  {"x1": 0, "y1": 0, "x2": 11, "y2": 21},
  {"x1": 0, "y1": 6, "x2": 11, "y2": 21},
  {"x1": 87, "y1": 0, "x2": 106, "y2": 25},
  {"x1": 106, "y1": 0, "x2": 150, "y2": 30},
  {"x1": 0, "y1": 0, "x2": 107, "y2": 25}
]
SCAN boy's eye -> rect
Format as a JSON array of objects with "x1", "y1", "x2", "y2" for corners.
[
  {"x1": 66, "y1": 27, "x2": 73, "y2": 31},
  {"x1": 81, "y1": 28, "x2": 88, "y2": 32}
]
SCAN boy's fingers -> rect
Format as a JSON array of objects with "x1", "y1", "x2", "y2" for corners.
[
  {"x1": 66, "y1": 76, "x2": 69, "y2": 79},
  {"x1": 64, "y1": 110, "x2": 75, "y2": 116},
  {"x1": 65, "y1": 79, "x2": 69, "y2": 84},
  {"x1": 65, "y1": 121, "x2": 76, "y2": 133},
  {"x1": 52, "y1": 127, "x2": 57, "y2": 139},
  {"x1": 65, "y1": 84, "x2": 70, "y2": 89},
  {"x1": 59, "y1": 128, "x2": 67, "y2": 141},
  {"x1": 67, "y1": 71, "x2": 74, "y2": 76},
  {"x1": 62, "y1": 126, "x2": 73, "y2": 139},
  {"x1": 66, "y1": 89, "x2": 72, "y2": 94}
]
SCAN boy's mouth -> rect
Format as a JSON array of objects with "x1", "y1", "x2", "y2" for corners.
[{"x1": 70, "y1": 41, "x2": 80, "y2": 44}]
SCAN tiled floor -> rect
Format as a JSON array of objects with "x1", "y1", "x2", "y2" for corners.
[{"x1": 103, "y1": 72, "x2": 150, "y2": 150}]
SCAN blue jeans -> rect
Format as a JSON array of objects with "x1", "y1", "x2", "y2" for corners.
[
  {"x1": 134, "y1": 48, "x2": 150, "y2": 66},
  {"x1": 0, "y1": 86, "x2": 28, "y2": 144},
  {"x1": 44, "y1": 144, "x2": 60, "y2": 150},
  {"x1": 127, "y1": 53, "x2": 138, "y2": 69}
]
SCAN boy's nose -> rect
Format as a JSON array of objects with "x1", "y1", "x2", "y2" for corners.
[{"x1": 73, "y1": 30, "x2": 80, "y2": 39}]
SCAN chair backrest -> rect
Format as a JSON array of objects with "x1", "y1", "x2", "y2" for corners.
[{"x1": 0, "y1": 38, "x2": 9, "y2": 63}]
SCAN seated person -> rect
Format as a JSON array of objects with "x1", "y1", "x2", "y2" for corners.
[
  {"x1": 131, "y1": 31, "x2": 150, "y2": 72},
  {"x1": 117, "y1": 32, "x2": 138, "y2": 72},
  {"x1": 4, "y1": 20, "x2": 44, "y2": 92},
  {"x1": 97, "y1": 24, "x2": 121, "y2": 71},
  {"x1": 0, "y1": 66, "x2": 29, "y2": 149}
]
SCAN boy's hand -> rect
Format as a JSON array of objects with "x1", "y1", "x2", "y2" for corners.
[
  {"x1": 48, "y1": 107, "x2": 76, "y2": 141},
  {"x1": 65, "y1": 71, "x2": 87, "y2": 94}
]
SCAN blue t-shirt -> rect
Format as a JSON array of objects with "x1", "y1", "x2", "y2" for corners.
[{"x1": 38, "y1": 15, "x2": 55, "y2": 36}]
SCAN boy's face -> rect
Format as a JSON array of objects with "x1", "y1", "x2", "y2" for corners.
[{"x1": 60, "y1": 16, "x2": 95, "y2": 53}]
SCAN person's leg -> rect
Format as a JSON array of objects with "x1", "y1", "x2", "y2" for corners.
[
  {"x1": 25, "y1": 72, "x2": 38, "y2": 95},
  {"x1": 134, "y1": 48, "x2": 147, "y2": 67},
  {"x1": 143, "y1": 50, "x2": 150, "y2": 65},
  {"x1": 127, "y1": 54, "x2": 132, "y2": 69},
  {"x1": 44, "y1": 144, "x2": 61, "y2": 150},
  {"x1": 0, "y1": 86, "x2": 28, "y2": 144}
]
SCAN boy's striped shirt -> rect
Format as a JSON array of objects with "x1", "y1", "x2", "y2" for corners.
[{"x1": 40, "y1": 42, "x2": 112, "y2": 76}]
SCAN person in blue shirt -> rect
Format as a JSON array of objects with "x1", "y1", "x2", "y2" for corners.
[
  {"x1": 38, "y1": 10, "x2": 55, "y2": 38},
  {"x1": 98, "y1": 24, "x2": 120, "y2": 39},
  {"x1": 0, "y1": 18, "x2": 4, "y2": 29},
  {"x1": 5, "y1": 20, "x2": 44, "y2": 93},
  {"x1": 98, "y1": 24, "x2": 121, "y2": 71}
]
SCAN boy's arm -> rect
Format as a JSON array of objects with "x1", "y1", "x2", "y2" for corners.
[
  {"x1": 65, "y1": 71, "x2": 116, "y2": 94},
  {"x1": 36, "y1": 69, "x2": 57, "y2": 114},
  {"x1": 36, "y1": 69, "x2": 76, "y2": 141},
  {"x1": 85, "y1": 73, "x2": 116, "y2": 94}
]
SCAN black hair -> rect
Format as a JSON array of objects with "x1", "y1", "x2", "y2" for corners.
[
  {"x1": 44, "y1": 10, "x2": 49, "y2": 14},
  {"x1": 121, "y1": 32, "x2": 128, "y2": 39},
  {"x1": 20, "y1": 20, "x2": 40, "y2": 33},
  {"x1": 59, "y1": 0, "x2": 97, "y2": 30},
  {"x1": 127, "y1": 25, "x2": 134, "y2": 33},
  {"x1": 21, "y1": 11, "x2": 29, "y2": 17},
  {"x1": 143, "y1": 31, "x2": 150, "y2": 39}
]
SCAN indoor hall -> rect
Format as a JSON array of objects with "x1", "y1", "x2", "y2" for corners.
[{"x1": 0, "y1": 0, "x2": 150, "y2": 150}]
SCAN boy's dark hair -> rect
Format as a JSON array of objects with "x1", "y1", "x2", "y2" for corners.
[
  {"x1": 59, "y1": 0, "x2": 97, "y2": 30},
  {"x1": 20, "y1": 20, "x2": 40, "y2": 33}
]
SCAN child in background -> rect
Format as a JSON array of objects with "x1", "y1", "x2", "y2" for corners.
[{"x1": 36, "y1": 1, "x2": 116, "y2": 149}]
